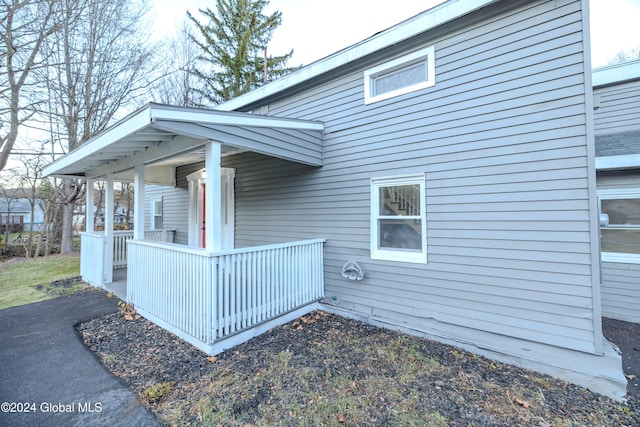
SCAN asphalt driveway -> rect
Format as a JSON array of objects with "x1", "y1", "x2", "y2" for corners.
[
  {"x1": 1, "y1": 288, "x2": 638, "y2": 427},
  {"x1": 0, "y1": 290, "x2": 159, "y2": 427}
]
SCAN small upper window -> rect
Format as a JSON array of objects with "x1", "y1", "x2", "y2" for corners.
[{"x1": 364, "y1": 46, "x2": 435, "y2": 104}]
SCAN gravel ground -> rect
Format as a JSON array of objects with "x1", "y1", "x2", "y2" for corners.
[{"x1": 79, "y1": 306, "x2": 639, "y2": 426}]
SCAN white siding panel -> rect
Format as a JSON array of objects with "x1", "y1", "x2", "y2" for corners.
[
  {"x1": 593, "y1": 73, "x2": 640, "y2": 332},
  {"x1": 144, "y1": 162, "x2": 203, "y2": 246},
  {"x1": 227, "y1": 1, "x2": 598, "y2": 353},
  {"x1": 597, "y1": 171, "x2": 640, "y2": 190},
  {"x1": 600, "y1": 262, "x2": 640, "y2": 323},
  {"x1": 597, "y1": 172, "x2": 640, "y2": 323},
  {"x1": 145, "y1": 185, "x2": 189, "y2": 245},
  {"x1": 594, "y1": 80, "x2": 640, "y2": 135}
]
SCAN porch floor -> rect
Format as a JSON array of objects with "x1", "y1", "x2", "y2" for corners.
[{"x1": 106, "y1": 268, "x2": 127, "y2": 301}]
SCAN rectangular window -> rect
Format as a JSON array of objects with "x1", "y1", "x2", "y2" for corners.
[
  {"x1": 364, "y1": 45, "x2": 435, "y2": 104},
  {"x1": 599, "y1": 189, "x2": 640, "y2": 263},
  {"x1": 150, "y1": 197, "x2": 163, "y2": 230},
  {"x1": 371, "y1": 174, "x2": 427, "y2": 263}
]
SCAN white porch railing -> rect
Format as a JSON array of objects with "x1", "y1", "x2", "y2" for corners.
[
  {"x1": 128, "y1": 238, "x2": 326, "y2": 349},
  {"x1": 80, "y1": 232, "x2": 105, "y2": 287},
  {"x1": 113, "y1": 229, "x2": 175, "y2": 268},
  {"x1": 81, "y1": 229, "x2": 177, "y2": 286}
]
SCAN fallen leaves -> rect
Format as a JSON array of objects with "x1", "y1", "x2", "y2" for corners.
[
  {"x1": 118, "y1": 301, "x2": 139, "y2": 321},
  {"x1": 292, "y1": 311, "x2": 330, "y2": 330},
  {"x1": 513, "y1": 396, "x2": 532, "y2": 409},
  {"x1": 77, "y1": 309, "x2": 639, "y2": 427}
]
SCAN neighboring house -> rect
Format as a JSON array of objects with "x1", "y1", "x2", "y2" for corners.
[
  {"x1": 0, "y1": 196, "x2": 46, "y2": 233},
  {"x1": 73, "y1": 205, "x2": 132, "y2": 232},
  {"x1": 593, "y1": 59, "x2": 640, "y2": 324},
  {"x1": 44, "y1": 0, "x2": 628, "y2": 398},
  {"x1": 94, "y1": 206, "x2": 134, "y2": 228}
]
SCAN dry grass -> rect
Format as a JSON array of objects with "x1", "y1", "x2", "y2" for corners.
[
  {"x1": 180, "y1": 332, "x2": 448, "y2": 426},
  {"x1": 79, "y1": 310, "x2": 639, "y2": 426}
]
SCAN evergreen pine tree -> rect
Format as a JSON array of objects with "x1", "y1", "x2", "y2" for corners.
[{"x1": 187, "y1": 0, "x2": 296, "y2": 105}]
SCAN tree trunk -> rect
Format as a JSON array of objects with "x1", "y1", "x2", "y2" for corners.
[
  {"x1": 44, "y1": 200, "x2": 59, "y2": 256},
  {"x1": 60, "y1": 202, "x2": 75, "y2": 253}
]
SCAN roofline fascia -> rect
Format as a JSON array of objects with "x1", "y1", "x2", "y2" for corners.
[
  {"x1": 216, "y1": 0, "x2": 498, "y2": 112},
  {"x1": 592, "y1": 59, "x2": 640, "y2": 88},
  {"x1": 151, "y1": 105, "x2": 324, "y2": 131},
  {"x1": 595, "y1": 154, "x2": 640, "y2": 170}
]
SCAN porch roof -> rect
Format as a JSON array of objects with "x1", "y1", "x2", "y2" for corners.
[{"x1": 43, "y1": 103, "x2": 325, "y2": 179}]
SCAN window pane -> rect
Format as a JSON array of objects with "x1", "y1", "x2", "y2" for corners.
[
  {"x1": 379, "y1": 185, "x2": 421, "y2": 216},
  {"x1": 373, "y1": 61, "x2": 426, "y2": 96},
  {"x1": 379, "y1": 219, "x2": 422, "y2": 250},
  {"x1": 153, "y1": 216, "x2": 162, "y2": 229},
  {"x1": 601, "y1": 199, "x2": 640, "y2": 226},
  {"x1": 601, "y1": 229, "x2": 640, "y2": 254}
]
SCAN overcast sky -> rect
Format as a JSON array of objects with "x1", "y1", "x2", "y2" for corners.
[{"x1": 150, "y1": 0, "x2": 640, "y2": 69}]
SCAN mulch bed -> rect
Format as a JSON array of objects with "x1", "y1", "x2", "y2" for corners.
[
  {"x1": 603, "y1": 317, "x2": 640, "y2": 401},
  {"x1": 78, "y1": 307, "x2": 639, "y2": 426}
]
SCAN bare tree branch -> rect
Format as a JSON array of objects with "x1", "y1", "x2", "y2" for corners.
[
  {"x1": 40, "y1": 0, "x2": 154, "y2": 252},
  {"x1": 0, "y1": 0, "x2": 62, "y2": 170}
]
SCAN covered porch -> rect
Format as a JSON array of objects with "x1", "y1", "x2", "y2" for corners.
[{"x1": 43, "y1": 103, "x2": 326, "y2": 354}]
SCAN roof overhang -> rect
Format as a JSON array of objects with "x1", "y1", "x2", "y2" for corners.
[
  {"x1": 592, "y1": 59, "x2": 640, "y2": 88},
  {"x1": 596, "y1": 155, "x2": 640, "y2": 171},
  {"x1": 43, "y1": 103, "x2": 325, "y2": 180},
  {"x1": 595, "y1": 131, "x2": 640, "y2": 170}
]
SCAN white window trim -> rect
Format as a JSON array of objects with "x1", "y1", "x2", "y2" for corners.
[
  {"x1": 150, "y1": 196, "x2": 163, "y2": 230},
  {"x1": 598, "y1": 188, "x2": 640, "y2": 264},
  {"x1": 364, "y1": 45, "x2": 435, "y2": 105},
  {"x1": 370, "y1": 174, "x2": 427, "y2": 263}
]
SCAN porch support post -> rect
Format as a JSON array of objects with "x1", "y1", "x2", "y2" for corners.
[
  {"x1": 103, "y1": 175, "x2": 114, "y2": 284},
  {"x1": 133, "y1": 164, "x2": 145, "y2": 240},
  {"x1": 206, "y1": 141, "x2": 223, "y2": 251},
  {"x1": 85, "y1": 179, "x2": 95, "y2": 232}
]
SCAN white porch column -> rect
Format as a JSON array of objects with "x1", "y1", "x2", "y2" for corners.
[
  {"x1": 133, "y1": 164, "x2": 145, "y2": 240},
  {"x1": 103, "y1": 176, "x2": 114, "y2": 283},
  {"x1": 206, "y1": 141, "x2": 223, "y2": 251},
  {"x1": 85, "y1": 179, "x2": 95, "y2": 232}
]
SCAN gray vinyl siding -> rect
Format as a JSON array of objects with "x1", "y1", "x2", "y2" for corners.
[
  {"x1": 594, "y1": 80, "x2": 640, "y2": 135},
  {"x1": 593, "y1": 63, "x2": 640, "y2": 323},
  {"x1": 225, "y1": 0, "x2": 599, "y2": 353},
  {"x1": 597, "y1": 171, "x2": 640, "y2": 323},
  {"x1": 144, "y1": 163, "x2": 203, "y2": 246},
  {"x1": 600, "y1": 262, "x2": 640, "y2": 323}
]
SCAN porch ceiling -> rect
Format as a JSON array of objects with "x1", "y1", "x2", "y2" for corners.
[{"x1": 43, "y1": 103, "x2": 325, "y2": 179}]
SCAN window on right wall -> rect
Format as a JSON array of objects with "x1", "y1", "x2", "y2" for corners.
[
  {"x1": 371, "y1": 174, "x2": 427, "y2": 263},
  {"x1": 364, "y1": 45, "x2": 435, "y2": 104},
  {"x1": 599, "y1": 189, "x2": 640, "y2": 263},
  {"x1": 150, "y1": 197, "x2": 163, "y2": 230}
]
